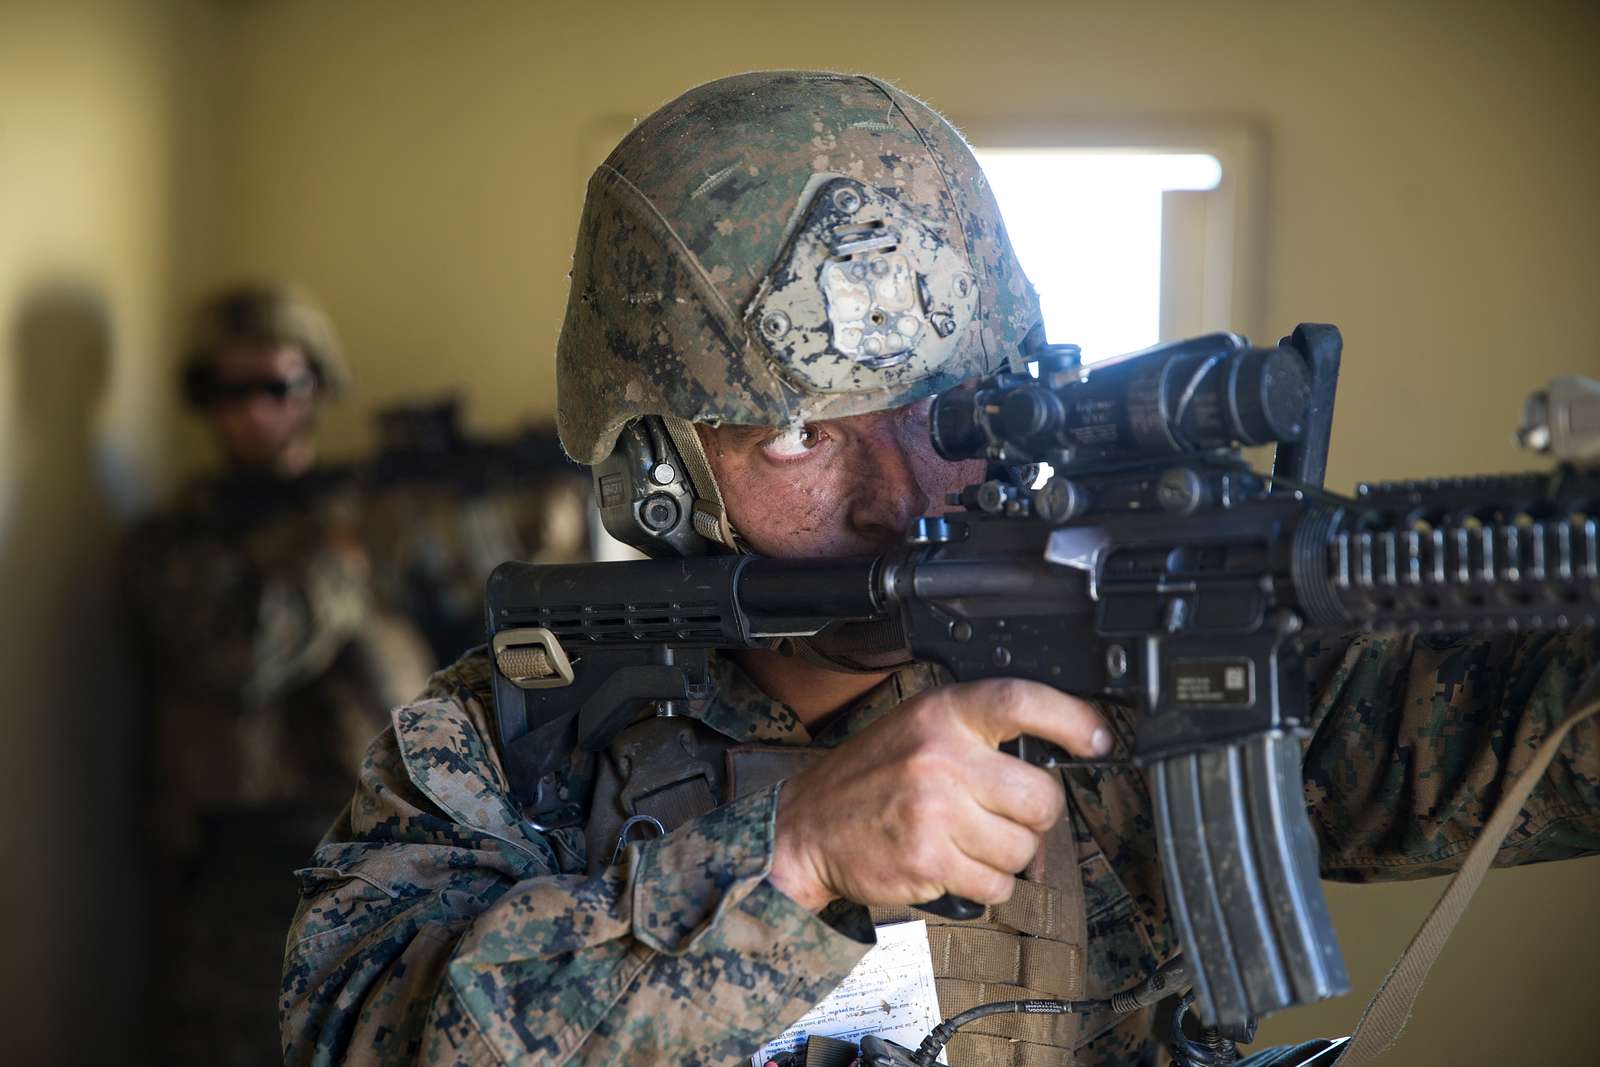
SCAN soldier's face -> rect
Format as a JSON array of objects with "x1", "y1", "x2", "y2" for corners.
[
  {"x1": 697, "y1": 398, "x2": 986, "y2": 558},
  {"x1": 207, "y1": 344, "x2": 319, "y2": 474}
]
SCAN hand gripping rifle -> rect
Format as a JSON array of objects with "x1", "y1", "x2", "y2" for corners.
[{"x1": 484, "y1": 324, "x2": 1600, "y2": 1051}]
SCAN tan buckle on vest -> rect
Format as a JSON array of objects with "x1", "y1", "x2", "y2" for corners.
[{"x1": 492, "y1": 626, "x2": 575, "y2": 689}]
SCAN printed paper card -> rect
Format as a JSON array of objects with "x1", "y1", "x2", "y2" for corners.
[{"x1": 752, "y1": 919, "x2": 946, "y2": 1065}]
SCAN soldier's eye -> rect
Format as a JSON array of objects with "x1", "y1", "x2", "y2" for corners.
[{"x1": 759, "y1": 422, "x2": 824, "y2": 460}]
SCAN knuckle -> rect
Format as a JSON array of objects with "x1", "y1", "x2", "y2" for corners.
[
  {"x1": 1031, "y1": 774, "x2": 1067, "y2": 825},
  {"x1": 1002, "y1": 829, "x2": 1040, "y2": 873},
  {"x1": 976, "y1": 870, "x2": 1015, "y2": 905},
  {"x1": 900, "y1": 745, "x2": 956, "y2": 786},
  {"x1": 886, "y1": 782, "x2": 939, "y2": 829},
  {"x1": 899, "y1": 738, "x2": 935, "y2": 771},
  {"x1": 1001, "y1": 764, "x2": 1061, "y2": 828},
  {"x1": 986, "y1": 677, "x2": 1032, "y2": 711},
  {"x1": 1019, "y1": 787, "x2": 1060, "y2": 832},
  {"x1": 896, "y1": 779, "x2": 943, "y2": 825},
  {"x1": 902, "y1": 834, "x2": 946, "y2": 881},
  {"x1": 902, "y1": 695, "x2": 951, "y2": 739}
]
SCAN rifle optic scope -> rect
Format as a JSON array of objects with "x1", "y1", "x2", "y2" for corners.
[{"x1": 931, "y1": 332, "x2": 1311, "y2": 468}]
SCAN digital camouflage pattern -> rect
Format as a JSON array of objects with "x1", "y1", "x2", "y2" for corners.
[
  {"x1": 285, "y1": 68, "x2": 1600, "y2": 1067},
  {"x1": 131, "y1": 443, "x2": 594, "y2": 1064},
  {"x1": 556, "y1": 71, "x2": 1041, "y2": 464},
  {"x1": 281, "y1": 629, "x2": 1600, "y2": 1066},
  {"x1": 128, "y1": 468, "x2": 434, "y2": 1067},
  {"x1": 127, "y1": 470, "x2": 428, "y2": 847}
]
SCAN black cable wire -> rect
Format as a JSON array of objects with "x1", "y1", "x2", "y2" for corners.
[
  {"x1": 911, "y1": 997, "x2": 1108, "y2": 1064},
  {"x1": 904, "y1": 957, "x2": 1190, "y2": 1066},
  {"x1": 1167, "y1": 991, "x2": 1241, "y2": 1066}
]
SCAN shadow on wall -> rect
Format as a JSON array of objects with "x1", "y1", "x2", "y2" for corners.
[{"x1": 0, "y1": 281, "x2": 144, "y2": 1065}]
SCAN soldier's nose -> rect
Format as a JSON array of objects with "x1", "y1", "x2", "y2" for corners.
[{"x1": 243, "y1": 395, "x2": 285, "y2": 429}]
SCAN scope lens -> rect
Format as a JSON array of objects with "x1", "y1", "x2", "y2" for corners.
[
  {"x1": 930, "y1": 383, "x2": 986, "y2": 460},
  {"x1": 925, "y1": 333, "x2": 1312, "y2": 465}
]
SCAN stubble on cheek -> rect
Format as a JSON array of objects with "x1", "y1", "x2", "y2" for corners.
[
  {"x1": 928, "y1": 458, "x2": 986, "y2": 514},
  {"x1": 735, "y1": 469, "x2": 841, "y2": 556}
]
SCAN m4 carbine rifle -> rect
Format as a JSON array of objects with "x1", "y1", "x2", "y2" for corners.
[{"x1": 484, "y1": 324, "x2": 1600, "y2": 1053}]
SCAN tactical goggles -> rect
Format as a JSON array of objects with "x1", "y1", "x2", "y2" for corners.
[{"x1": 202, "y1": 372, "x2": 317, "y2": 406}]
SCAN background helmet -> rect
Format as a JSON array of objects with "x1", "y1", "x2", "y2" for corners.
[{"x1": 182, "y1": 283, "x2": 350, "y2": 407}]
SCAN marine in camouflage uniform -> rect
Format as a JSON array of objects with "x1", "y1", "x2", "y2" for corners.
[
  {"x1": 281, "y1": 635, "x2": 1599, "y2": 1066},
  {"x1": 280, "y1": 74, "x2": 1600, "y2": 1066},
  {"x1": 129, "y1": 285, "x2": 433, "y2": 1067}
]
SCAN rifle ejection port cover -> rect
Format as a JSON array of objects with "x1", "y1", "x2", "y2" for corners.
[{"x1": 745, "y1": 177, "x2": 977, "y2": 393}]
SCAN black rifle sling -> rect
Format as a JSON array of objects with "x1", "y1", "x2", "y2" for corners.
[
  {"x1": 584, "y1": 716, "x2": 726, "y2": 873},
  {"x1": 585, "y1": 726, "x2": 831, "y2": 872}
]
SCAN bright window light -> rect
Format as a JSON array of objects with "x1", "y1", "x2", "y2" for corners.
[{"x1": 974, "y1": 150, "x2": 1222, "y2": 362}]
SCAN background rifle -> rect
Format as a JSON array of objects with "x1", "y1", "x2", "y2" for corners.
[
  {"x1": 482, "y1": 326, "x2": 1599, "y2": 1048},
  {"x1": 364, "y1": 397, "x2": 588, "y2": 662}
]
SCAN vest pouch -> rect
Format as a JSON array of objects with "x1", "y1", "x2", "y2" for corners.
[
  {"x1": 587, "y1": 724, "x2": 1092, "y2": 1066},
  {"x1": 584, "y1": 716, "x2": 731, "y2": 873},
  {"x1": 870, "y1": 798, "x2": 1090, "y2": 1067}
]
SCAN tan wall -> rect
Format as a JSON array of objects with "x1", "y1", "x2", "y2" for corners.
[
  {"x1": 0, "y1": 1, "x2": 221, "y2": 1060},
  {"x1": 4, "y1": 0, "x2": 1596, "y2": 1060}
]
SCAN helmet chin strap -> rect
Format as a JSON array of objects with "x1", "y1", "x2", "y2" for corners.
[{"x1": 660, "y1": 415, "x2": 743, "y2": 550}]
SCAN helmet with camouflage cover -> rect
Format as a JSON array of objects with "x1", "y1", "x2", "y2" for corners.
[
  {"x1": 182, "y1": 282, "x2": 350, "y2": 406},
  {"x1": 556, "y1": 70, "x2": 1041, "y2": 552}
]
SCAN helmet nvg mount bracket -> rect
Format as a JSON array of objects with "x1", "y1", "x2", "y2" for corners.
[{"x1": 747, "y1": 176, "x2": 981, "y2": 392}]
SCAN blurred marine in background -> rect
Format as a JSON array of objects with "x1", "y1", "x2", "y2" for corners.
[
  {"x1": 125, "y1": 284, "x2": 435, "y2": 1066},
  {"x1": 127, "y1": 283, "x2": 593, "y2": 1065}
]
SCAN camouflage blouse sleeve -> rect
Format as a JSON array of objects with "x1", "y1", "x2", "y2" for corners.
[
  {"x1": 1303, "y1": 629, "x2": 1600, "y2": 881},
  {"x1": 280, "y1": 672, "x2": 871, "y2": 1066}
]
